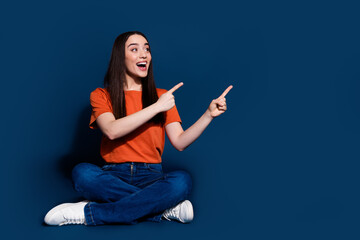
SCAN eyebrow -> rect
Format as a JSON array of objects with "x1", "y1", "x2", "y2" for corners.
[{"x1": 127, "y1": 43, "x2": 149, "y2": 48}]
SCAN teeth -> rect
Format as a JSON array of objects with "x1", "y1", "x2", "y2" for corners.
[{"x1": 137, "y1": 62, "x2": 146, "y2": 66}]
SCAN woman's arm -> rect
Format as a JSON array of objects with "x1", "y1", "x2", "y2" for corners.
[
  {"x1": 165, "y1": 85, "x2": 233, "y2": 151},
  {"x1": 96, "y1": 82, "x2": 184, "y2": 140}
]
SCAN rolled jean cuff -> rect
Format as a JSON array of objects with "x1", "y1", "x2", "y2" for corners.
[
  {"x1": 84, "y1": 202, "x2": 96, "y2": 226},
  {"x1": 151, "y1": 213, "x2": 162, "y2": 222}
]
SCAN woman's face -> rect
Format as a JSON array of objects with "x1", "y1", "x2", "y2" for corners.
[{"x1": 124, "y1": 34, "x2": 152, "y2": 81}]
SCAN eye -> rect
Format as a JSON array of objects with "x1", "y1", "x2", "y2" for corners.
[
  {"x1": 131, "y1": 48, "x2": 137, "y2": 52},
  {"x1": 145, "y1": 47, "x2": 150, "y2": 52}
]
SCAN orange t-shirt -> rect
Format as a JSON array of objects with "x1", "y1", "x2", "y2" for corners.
[{"x1": 89, "y1": 88, "x2": 181, "y2": 164}]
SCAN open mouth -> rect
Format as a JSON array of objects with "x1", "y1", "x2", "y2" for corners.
[{"x1": 136, "y1": 62, "x2": 147, "y2": 71}]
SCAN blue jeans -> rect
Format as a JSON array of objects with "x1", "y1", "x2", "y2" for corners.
[{"x1": 71, "y1": 162, "x2": 192, "y2": 225}]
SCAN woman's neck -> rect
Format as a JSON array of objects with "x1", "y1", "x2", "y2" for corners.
[{"x1": 124, "y1": 78, "x2": 142, "y2": 91}]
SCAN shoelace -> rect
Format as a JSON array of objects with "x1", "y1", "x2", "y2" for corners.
[
  {"x1": 163, "y1": 205, "x2": 180, "y2": 221},
  {"x1": 59, "y1": 214, "x2": 85, "y2": 226}
]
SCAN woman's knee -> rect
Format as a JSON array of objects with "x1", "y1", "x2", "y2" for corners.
[
  {"x1": 166, "y1": 170, "x2": 192, "y2": 197},
  {"x1": 72, "y1": 163, "x2": 101, "y2": 191}
]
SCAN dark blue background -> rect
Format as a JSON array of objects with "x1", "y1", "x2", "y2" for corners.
[{"x1": 1, "y1": 0, "x2": 360, "y2": 239}]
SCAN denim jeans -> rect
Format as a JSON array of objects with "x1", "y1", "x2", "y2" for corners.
[{"x1": 71, "y1": 162, "x2": 192, "y2": 225}]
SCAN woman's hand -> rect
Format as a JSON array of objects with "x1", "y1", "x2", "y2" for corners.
[
  {"x1": 208, "y1": 85, "x2": 233, "y2": 118},
  {"x1": 155, "y1": 82, "x2": 184, "y2": 112}
]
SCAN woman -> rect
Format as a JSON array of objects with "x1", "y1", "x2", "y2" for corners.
[{"x1": 44, "y1": 31, "x2": 232, "y2": 226}]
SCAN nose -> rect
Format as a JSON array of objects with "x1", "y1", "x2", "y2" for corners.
[{"x1": 139, "y1": 49, "x2": 147, "y2": 59}]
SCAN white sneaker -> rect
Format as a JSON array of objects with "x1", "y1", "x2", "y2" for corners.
[
  {"x1": 44, "y1": 201, "x2": 88, "y2": 226},
  {"x1": 162, "y1": 200, "x2": 194, "y2": 223}
]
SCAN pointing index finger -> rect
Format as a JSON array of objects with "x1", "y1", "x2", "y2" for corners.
[
  {"x1": 168, "y1": 82, "x2": 184, "y2": 94},
  {"x1": 218, "y1": 85, "x2": 233, "y2": 98}
]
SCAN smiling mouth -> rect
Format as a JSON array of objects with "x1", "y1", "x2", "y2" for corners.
[{"x1": 136, "y1": 63, "x2": 147, "y2": 71}]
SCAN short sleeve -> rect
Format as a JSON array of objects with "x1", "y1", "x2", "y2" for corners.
[
  {"x1": 89, "y1": 88, "x2": 113, "y2": 129},
  {"x1": 157, "y1": 88, "x2": 182, "y2": 126},
  {"x1": 164, "y1": 104, "x2": 182, "y2": 126}
]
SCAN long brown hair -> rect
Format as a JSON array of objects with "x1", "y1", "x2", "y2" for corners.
[{"x1": 103, "y1": 31, "x2": 164, "y2": 124}]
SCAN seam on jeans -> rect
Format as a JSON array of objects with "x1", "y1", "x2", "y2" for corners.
[
  {"x1": 130, "y1": 163, "x2": 133, "y2": 184},
  {"x1": 145, "y1": 163, "x2": 162, "y2": 173},
  {"x1": 88, "y1": 202, "x2": 95, "y2": 225},
  {"x1": 136, "y1": 175, "x2": 164, "y2": 188},
  {"x1": 102, "y1": 164, "x2": 116, "y2": 171}
]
